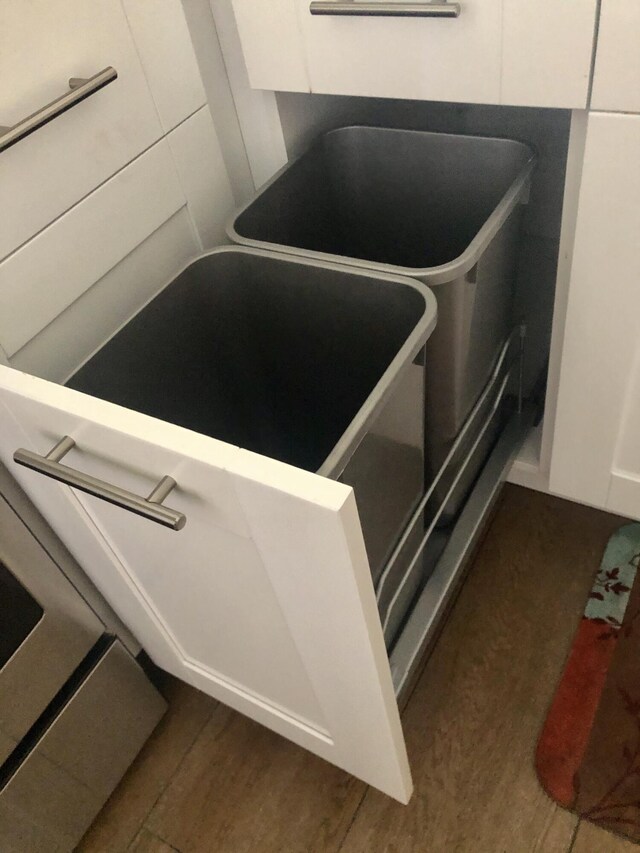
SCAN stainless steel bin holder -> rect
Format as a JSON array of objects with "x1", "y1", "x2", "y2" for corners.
[
  {"x1": 66, "y1": 246, "x2": 437, "y2": 602},
  {"x1": 228, "y1": 127, "x2": 536, "y2": 521}
]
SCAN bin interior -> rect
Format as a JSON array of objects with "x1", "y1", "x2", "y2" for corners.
[
  {"x1": 67, "y1": 251, "x2": 427, "y2": 474},
  {"x1": 232, "y1": 127, "x2": 533, "y2": 270}
]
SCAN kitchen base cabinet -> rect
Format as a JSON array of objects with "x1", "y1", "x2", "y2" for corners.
[
  {"x1": 0, "y1": 85, "x2": 567, "y2": 806},
  {"x1": 0, "y1": 244, "x2": 442, "y2": 805},
  {"x1": 0, "y1": 232, "x2": 534, "y2": 803}
]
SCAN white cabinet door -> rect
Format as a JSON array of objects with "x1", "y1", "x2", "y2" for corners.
[
  {"x1": 591, "y1": 0, "x2": 640, "y2": 113},
  {"x1": 550, "y1": 113, "x2": 640, "y2": 516},
  {"x1": 0, "y1": 366, "x2": 412, "y2": 802},
  {"x1": 0, "y1": 0, "x2": 162, "y2": 260}
]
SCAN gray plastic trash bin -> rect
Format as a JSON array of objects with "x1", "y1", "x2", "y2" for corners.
[
  {"x1": 229, "y1": 127, "x2": 536, "y2": 517},
  {"x1": 66, "y1": 247, "x2": 437, "y2": 637}
]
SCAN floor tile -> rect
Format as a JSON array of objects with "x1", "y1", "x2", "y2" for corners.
[{"x1": 78, "y1": 678, "x2": 215, "y2": 852}]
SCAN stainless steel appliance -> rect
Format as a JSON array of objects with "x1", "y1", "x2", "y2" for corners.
[{"x1": 0, "y1": 462, "x2": 166, "y2": 852}]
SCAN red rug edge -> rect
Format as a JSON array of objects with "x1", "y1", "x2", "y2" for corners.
[{"x1": 535, "y1": 617, "x2": 618, "y2": 808}]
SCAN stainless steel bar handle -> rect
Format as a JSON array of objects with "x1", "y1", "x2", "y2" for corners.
[
  {"x1": 0, "y1": 67, "x2": 118, "y2": 153},
  {"x1": 310, "y1": 2, "x2": 461, "y2": 17},
  {"x1": 14, "y1": 436, "x2": 186, "y2": 531}
]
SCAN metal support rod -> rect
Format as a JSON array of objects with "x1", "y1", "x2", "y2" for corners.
[
  {"x1": 0, "y1": 67, "x2": 118, "y2": 153},
  {"x1": 376, "y1": 325, "x2": 522, "y2": 604},
  {"x1": 390, "y1": 403, "x2": 535, "y2": 699},
  {"x1": 518, "y1": 323, "x2": 527, "y2": 416}
]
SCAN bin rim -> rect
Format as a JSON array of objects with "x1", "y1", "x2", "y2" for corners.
[{"x1": 227, "y1": 125, "x2": 537, "y2": 286}]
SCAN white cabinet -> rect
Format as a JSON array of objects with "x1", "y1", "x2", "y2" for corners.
[
  {"x1": 550, "y1": 112, "x2": 640, "y2": 517},
  {"x1": 0, "y1": 114, "x2": 235, "y2": 379},
  {"x1": 231, "y1": 0, "x2": 598, "y2": 108},
  {"x1": 591, "y1": 0, "x2": 640, "y2": 113},
  {"x1": 5, "y1": 0, "x2": 638, "y2": 808},
  {"x1": 0, "y1": 0, "x2": 162, "y2": 260},
  {"x1": 0, "y1": 365, "x2": 412, "y2": 802},
  {"x1": 0, "y1": 0, "x2": 211, "y2": 263},
  {"x1": 0, "y1": 0, "x2": 437, "y2": 812},
  {"x1": 0, "y1": 0, "x2": 234, "y2": 380}
]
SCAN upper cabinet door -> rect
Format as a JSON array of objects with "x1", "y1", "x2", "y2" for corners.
[
  {"x1": 591, "y1": 0, "x2": 640, "y2": 113},
  {"x1": 0, "y1": 0, "x2": 162, "y2": 260},
  {"x1": 0, "y1": 366, "x2": 412, "y2": 803},
  {"x1": 231, "y1": 0, "x2": 598, "y2": 108},
  {"x1": 550, "y1": 113, "x2": 640, "y2": 515}
]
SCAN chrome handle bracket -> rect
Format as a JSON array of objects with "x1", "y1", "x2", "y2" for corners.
[
  {"x1": 14, "y1": 436, "x2": 186, "y2": 531},
  {"x1": 68, "y1": 77, "x2": 91, "y2": 90}
]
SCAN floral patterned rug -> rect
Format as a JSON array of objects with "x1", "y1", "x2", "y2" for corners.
[{"x1": 537, "y1": 523, "x2": 640, "y2": 843}]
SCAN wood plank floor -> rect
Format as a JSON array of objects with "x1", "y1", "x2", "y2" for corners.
[{"x1": 79, "y1": 486, "x2": 635, "y2": 852}]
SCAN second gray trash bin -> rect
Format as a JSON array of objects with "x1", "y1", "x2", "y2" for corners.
[{"x1": 229, "y1": 126, "x2": 536, "y2": 518}]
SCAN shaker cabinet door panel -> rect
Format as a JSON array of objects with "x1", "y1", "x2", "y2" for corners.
[
  {"x1": 0, "y1": 367, "x2": 412, "y2": 803},
  {"x1": 0, "y1": 0, "x2": 162, "y2": 260},
  {"x1": 550, "y1": 113, "x2": 640, "y2": 515}
]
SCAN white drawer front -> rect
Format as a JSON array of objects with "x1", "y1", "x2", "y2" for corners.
[
  {"x1": 232, "y1": 0, "x2": 598, "y2": 108},
  {"x1": 299, "y1": 0, "x2": 502, "y2": 104},
  {"x1": 0, "y1": 0, "x2": 163, "y2": 260},
  {"x1": 591, "y1": 0, "x2": 640, "y2": 113}
]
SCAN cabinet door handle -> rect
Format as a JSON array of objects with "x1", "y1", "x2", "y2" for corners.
[
  {"x1": 14, "y1": 436, "x2": 186, "y2": 531},
  {"x1": 0, "y1": 67, "x2": 118, "y2": 153},
  {"x1": 309, "y1": 2, "x2": 461, "y2": 17}
]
